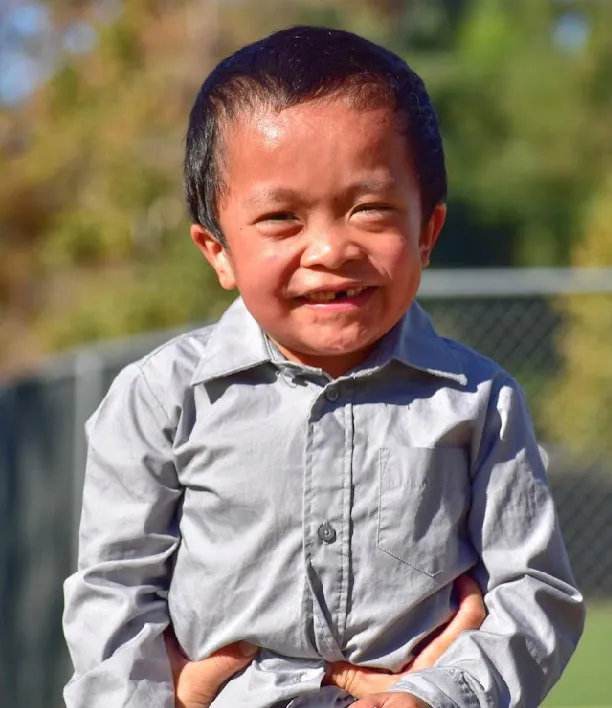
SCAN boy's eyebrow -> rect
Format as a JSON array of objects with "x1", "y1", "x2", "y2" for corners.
[
  {"x1": 348, "y1": 178, "x2": 398, "y2": 198},
  {"x1": 242, "y1": 187, "x2": 301, "y2": 208},
  {"x1": 242, "y1": 179, "x2": 398, "y2": 208}
]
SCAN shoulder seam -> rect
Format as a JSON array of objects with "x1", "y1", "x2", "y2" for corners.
[
  {"x1": 440, "y1": 337, "x2": 513, "y2": 379},
  {"x1": 133, "y1": 325, "x2": 215, "y2": 426},
  {"x1": 139, "y1": 326, "x2": 214, "y2": 367}
]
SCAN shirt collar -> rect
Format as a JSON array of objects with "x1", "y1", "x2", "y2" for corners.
[
  {"x1": 190, "y1": 298, "x2": 272, "y2": 386},
  {"x1": 190, "y1": 297, "x2": 466, "y2": 386},
  {"x1": 376, "y1": 301, "x2": 467, "y2": 386}
]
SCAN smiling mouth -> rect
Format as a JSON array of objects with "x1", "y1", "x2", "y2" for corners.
[{"x1": 303, "y1": 286, "x2": 368, "y2": 302}]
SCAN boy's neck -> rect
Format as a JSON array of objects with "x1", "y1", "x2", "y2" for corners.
[{"x1": 265, "y1": 336, "x2": 377, "y2": 380}]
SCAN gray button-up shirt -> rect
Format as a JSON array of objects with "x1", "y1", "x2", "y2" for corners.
[{"x1": 63, "y1": 297, "x2": 584, "y2": 708}]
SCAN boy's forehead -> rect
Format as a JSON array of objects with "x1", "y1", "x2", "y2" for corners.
[
  {"x1": 218, "y1": 100, "x2": 415, "y2": 205},
  {"x1": 225, "y1": 93, "x2": 398, "y2": 140},
  {"x1": 224, "y1": 99, "x2": 402, "y2": 161}
]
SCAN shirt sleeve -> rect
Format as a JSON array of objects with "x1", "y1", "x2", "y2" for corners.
[
  {"x1": 388, "y1": 375, "x2": 585, "y2": 708},
  {"x1": 63, "y1": 362, "x2": 181, "y2": 708}
]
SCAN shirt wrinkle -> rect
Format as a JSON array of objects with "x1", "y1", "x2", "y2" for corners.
[{"x1": 136, "y1": 364, "x2": 174, "y2": 429}]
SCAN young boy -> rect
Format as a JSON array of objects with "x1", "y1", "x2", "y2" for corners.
[{"x1": 63, "y1": 26, "x2": 584, "y2": 708}]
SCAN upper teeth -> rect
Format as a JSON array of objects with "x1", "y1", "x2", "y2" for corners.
[{"x1": 306, "y1": 287, "x2": 365, "y2": 302}]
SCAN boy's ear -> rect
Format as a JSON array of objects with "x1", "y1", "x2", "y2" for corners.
[
  {"x1": 191, "y1": 225, "x2": 237, "y2": 290},
  {"x1": 420, "y1": 203, "x2": 447, "y2": 268}
]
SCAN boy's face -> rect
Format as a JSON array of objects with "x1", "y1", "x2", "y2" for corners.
[{"x1": 192, "y1": 96, "x2": 446, "y2": 377}]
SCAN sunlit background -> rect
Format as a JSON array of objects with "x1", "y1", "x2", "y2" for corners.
[{"x1": 0, "y1": 2, "x2": 611, "y2": 707}]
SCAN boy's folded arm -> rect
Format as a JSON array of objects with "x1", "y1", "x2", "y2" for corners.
[
  {"x1": 63, "y1": 362, "x2": 182, "y2": 708},
  {"x1": 388, "y1": 376, "x2": 585, "y2": 708}
]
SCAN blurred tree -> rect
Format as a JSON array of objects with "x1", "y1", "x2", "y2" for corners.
[
  {"x1": 543, "y1": 173, "x2": 612, "y2": 464},
  {"x1": 404, "y1": 0, "x2": 611, "y2": 268}
]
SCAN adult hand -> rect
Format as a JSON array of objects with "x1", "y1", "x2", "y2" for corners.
[
  {"x1": 351, "y1": 693, "x2": 430, "y2": 707},
  {"x1": 164, "y1": 628, "x2": 258, "y2": 708},
  {"x1": 165, "y1": 573, "x2": 485, "y2": 707},
  {"x1": 326, "y1": 574, "x2": 485, "y2": 698}
]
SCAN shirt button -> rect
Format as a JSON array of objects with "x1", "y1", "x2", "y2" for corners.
[
  {"x1": 318, "y1": 522, "x2": 337, "y2": 544},
  {"x1": 324, "y1": 388, "x2": 339, "y2": 402}
]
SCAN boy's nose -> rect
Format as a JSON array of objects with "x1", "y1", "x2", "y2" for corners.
[{"x1": 300, "y1": 228, "x2": 363, "y2": 270}]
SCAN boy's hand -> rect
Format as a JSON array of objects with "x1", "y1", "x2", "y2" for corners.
[
  {"x1": 326, "y1": 574, "x2": 484, "y2": 698},
  {"x1": 164, "y1": 628, "x2": 258, "y2": 708},
  {"x1": 352, "y1": 693, "x2": 431, "y2": 707}
]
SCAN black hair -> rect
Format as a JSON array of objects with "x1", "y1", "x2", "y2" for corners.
[{"x1": 184, "y1": 25, "x2": 447, "y2": 244}]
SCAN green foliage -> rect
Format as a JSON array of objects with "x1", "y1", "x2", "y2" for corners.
[
  {"x1": 543, "y1": 174, "x2": 612, "y2": 464},
  {"x1": 543, "y1": 601, "x2": 612, "y2": 706},
  {"x1": 42, "y1": 236, "x2": 233, "y2": 348}
]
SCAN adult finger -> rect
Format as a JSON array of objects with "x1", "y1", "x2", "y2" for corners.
[
  {"x1": 350, "y1": 699, "x2": 386, "y2": 708},
  {"x1": 410, "y1": 574, "x2": 485, "y2": 671},
  {"x1": 325, "y1": 662, "x2": 396, "y2": 698},
  {"x1": 164, "y1": 628, "x2": 258, "y2": 708},
  {"x1": 352, "y1": 693, "x2": 429, "y2": 707},
  {"x1": 164, "y1": 628, "x2": 188, "y2": 684},
  {"x1": 187, "y1": 641, "x2": 258, "y2": 688}
]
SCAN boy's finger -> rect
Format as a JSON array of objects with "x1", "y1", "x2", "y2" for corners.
[{"x1": 410, "y1": 574, "x2": 485, "y2": 671}]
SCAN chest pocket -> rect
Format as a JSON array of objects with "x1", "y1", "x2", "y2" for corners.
[{"x1": 377, "y1": 446, "x2": 470, "y2": 577}]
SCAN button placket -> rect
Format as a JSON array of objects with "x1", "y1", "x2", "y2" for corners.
[{"x1": 302, "y1": 390, "x2": 351, "y2": 659}]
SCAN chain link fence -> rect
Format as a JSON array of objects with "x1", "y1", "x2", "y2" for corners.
[{"x1": 1, "y1": 268, "x2": 611, "y2": 707}]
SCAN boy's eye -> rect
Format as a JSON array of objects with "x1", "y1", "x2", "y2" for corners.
[
  {"x1": 255, "y1": 211, "x2": 302, "y2": 237},
  {"x1": 353, "y1": 203, "x2": 394, "y2": 215},
  {"x1": 259, "y1": 211, "x2": 298, "y2": 223}
]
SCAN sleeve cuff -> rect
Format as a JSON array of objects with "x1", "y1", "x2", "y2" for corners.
[{"x1": 388, "y1": 668, "x2": 484, "y2": 708}]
